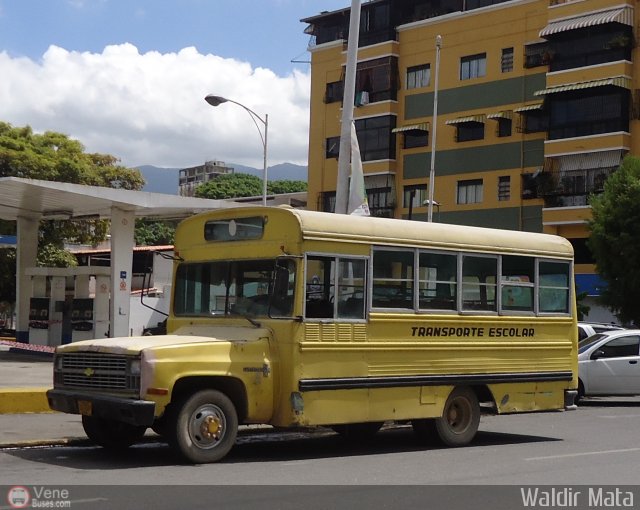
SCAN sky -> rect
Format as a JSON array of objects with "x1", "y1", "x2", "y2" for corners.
[{"x1": 0, "y1": 0, "x2": 349, "y2": 170}]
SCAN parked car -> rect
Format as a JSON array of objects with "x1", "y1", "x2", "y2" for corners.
[
  {"x1": 577, "y1": 329, "x2": 640, "y2": 401},
  {"x1": 577, "y1": 322, "x2": 624, "y2": 342}
]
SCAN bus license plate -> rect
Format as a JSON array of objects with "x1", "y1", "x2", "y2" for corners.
[{"x1": 78, "y1": 400, "x2": 92, "y2": 416}]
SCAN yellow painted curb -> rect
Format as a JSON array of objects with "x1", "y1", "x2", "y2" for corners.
[{"x1": 0, "y1": 387, "x2": 54, "y2": 414}]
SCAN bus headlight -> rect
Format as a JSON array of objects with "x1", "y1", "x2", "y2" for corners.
[{"x1": 129, "y1": 359, "x2": 141, "y2": 376}]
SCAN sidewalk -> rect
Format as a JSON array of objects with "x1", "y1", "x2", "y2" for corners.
[{"x1": 0, "y1": 340, "x2": 82, "y2": 447}]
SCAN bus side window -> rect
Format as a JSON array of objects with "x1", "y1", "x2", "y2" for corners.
[
  {"x1": 372, "y1": 249, "x2": 414, "y2": 309},
  {"x1": 337, "y1": 258, "x2": 366, "y2": 319},
  {"x1": 305, "y1": 256, "x2": 335, "y2": 319},
  {"x1": 462, "y1": 255, "x2": 497, "y2": 312},
  {"x1": 418, "y1": 251, "x2": 457, "y2": 311},
  {"x1": 538, "y1": 260, "x2": 570, "y2": 314}
]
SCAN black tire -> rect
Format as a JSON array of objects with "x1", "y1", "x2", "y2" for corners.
[
  {"x1": 576, "y1": 379, "x2": 585, "y2": 404},
  {"x1": 168, "y1": 389, "x2": 238, "y2": 464},
  {"x1": 433, "y1": 387, "x2": 480, "y2": 447},
  {"x1": 81, "y1": 415, "x2": 146, "y2": 450},
  {"x1": 412, "y1": 418, "x2": 438, "y2": 444},
  {"x1": 332, "y1": 421, "x2": 384, "y2": 440}
]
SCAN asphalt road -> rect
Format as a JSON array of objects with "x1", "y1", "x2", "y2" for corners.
[{"x1": 2, "y1": 399, "x2": 639, "y2": 499}]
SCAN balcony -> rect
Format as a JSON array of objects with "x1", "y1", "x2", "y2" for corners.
[{"x1": 535, "y1": 166, "x2": 616, "y2": 207}]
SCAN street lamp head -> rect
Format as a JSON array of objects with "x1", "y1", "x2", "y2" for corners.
[{"x1": 204, "y1": 94, "x2": 228, "y2": 107}]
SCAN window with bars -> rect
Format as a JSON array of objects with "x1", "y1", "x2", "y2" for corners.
[
  {"x1": 501, "y1": 47, "x2": 514, "y2": 73},
  {"x1": 498, "y1": 176, "x2": 511, "y2": 201},
  {"x1": 457, "y1": 179, "x2": 483, "y2": 204}
]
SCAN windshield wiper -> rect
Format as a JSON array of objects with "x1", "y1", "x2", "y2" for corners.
[{"x1": 226, "y1": 310, "x2": 261, "y2": 328}]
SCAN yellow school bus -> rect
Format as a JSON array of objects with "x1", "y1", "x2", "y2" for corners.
[{"x1": 48, "y1": 206, "x2": 577, "y2": 463}]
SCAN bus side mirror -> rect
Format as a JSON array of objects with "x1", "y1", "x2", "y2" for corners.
[{"x1": 274, "y1": 266, "x2": 290, "y2": 300}]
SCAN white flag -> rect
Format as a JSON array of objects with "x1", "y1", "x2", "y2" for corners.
[{"x1": 347, "y1": 121, "x2": 370, "y2": 216}]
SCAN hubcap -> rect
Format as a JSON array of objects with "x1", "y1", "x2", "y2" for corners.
[
  {"x1": 446, "y1": 398, "x2": 471, "y2": 433},
  {"x1": 189, "y1": 403, "x2": 226, "y2": 449}
]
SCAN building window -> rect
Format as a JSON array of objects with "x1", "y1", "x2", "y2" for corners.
[
  {"x1": 456, "y1": 122, "x2": 484, "y2": 142},
  {"x1": 519, "y1": 113, "x2": 548, "y2": 134},
  {"x1": 403, "y1": 129, "x2": 428, "y2": 149},
  {"x1": 325, "y1": 81, "x2": 344, "y2": 104},
  {"x1": 326, "y1": 117, "x2": 396, "y2": 161},
  {"x1": 403, "y1": 185, "x2": 427, "y2": 208},
  {"x1": 498, "y1": 176, "x2": 510, "y2": 201},
  {"x1": 457, "y1": 179, "x2": 483, "y2": 204},
  {"x1": 524, "y1": 42, "x2": 549, "y2": 68},
  {"x1": 355, "y1": 56, "x2": 399, "y2": 104},
  {"x1": 407, "y1": 64, "x2": 430, "y2": 89},
  {"x1": 325, "y1": 136, "x2": 340, "y2": 158},
  {"x1": 497, "y1": 118, "x2": 512, "y2": 137},
  {"x1": 548, "y1": 89, "x2": 629, "y2": 140},
  {"x1": 501, "y1": 47, "x2": 514, "y2": 73},
  {"x1": 354, "y1": 115, "x2": 396, "y2": 161},
  {"x1": 460, "y1": 53, "x2": 486, "y2": 80},
  {"x1": 318, "y1": 191, "x2": 336, "y2": 213}
]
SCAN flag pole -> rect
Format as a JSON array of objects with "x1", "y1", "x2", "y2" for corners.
[
  {"x1": 335, "y1": 0, "x2": 361, "y2": 215},
  {"x1": 427, "y1": 35, "x2": 442, "y2": 222}
]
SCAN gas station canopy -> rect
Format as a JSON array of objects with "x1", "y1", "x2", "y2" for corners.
[
  {"x1": 0, "y1": 176, "x2": 237, "y2": 221},
  {"x1": 0, "y1": 176, "x2": 242, "y2": 344}
]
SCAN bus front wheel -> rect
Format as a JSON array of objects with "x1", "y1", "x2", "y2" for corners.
[
  {"x1": 169, "y1": 389, "x2": 238, "y2": 464},
  {"x1": 434, "y1": 387, "x2": 480, "y2": 447}
]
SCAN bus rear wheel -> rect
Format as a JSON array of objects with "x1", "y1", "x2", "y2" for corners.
[
  {"x1": 168, "y1": 389, "x2": 238, "y2": 464},
  {"x1": 434, "y1": 387, "x2": 480, "y2": 447}
]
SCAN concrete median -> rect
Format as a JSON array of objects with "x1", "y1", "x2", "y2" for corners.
[{"x1": 0, "y1": 387, "x2": 53, "y2": 414}]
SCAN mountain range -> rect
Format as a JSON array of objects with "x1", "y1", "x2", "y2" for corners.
[{"x1": 135, "y1": 162, "x2": 308, "y2": 195}]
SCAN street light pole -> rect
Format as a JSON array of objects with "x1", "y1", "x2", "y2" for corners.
[
  {"x1": 204, "y1": 94, "x2": 269, "y2": 206},
  {"x1": 428, "y1": 35, "x2": 442, "y2": 223}
]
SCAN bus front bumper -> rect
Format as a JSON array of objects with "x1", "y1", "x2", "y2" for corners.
[{"x1": 47, "y1": 389, "x2": 156, "y2": 426}]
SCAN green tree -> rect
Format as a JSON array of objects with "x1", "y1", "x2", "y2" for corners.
[
  {"x1": 0, "y1": 122, "x2": 146, "y2": 301},
  {"x1": 588, "y1": 156, "x2": 640, "y2": 325},
  {"x1": 195, "y1": 173, "x2": 263, "y2": 199},
  {"x1": 194, "y1": 172, "x2": 307, "y2": 199},
  {"x1": 268, "y1": 180, "x2": 307, "y2": 194},
  {"x1": 135, "y1": 219, "x2": 177, "y2": 246}
]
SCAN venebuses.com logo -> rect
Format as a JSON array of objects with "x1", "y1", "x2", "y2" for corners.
[
  {"x1": 6, "y1": 486, "x2": 71, "y2": 508},
  {"x1": 7, "y1": 486, "x2": 30, "y2": 509}
]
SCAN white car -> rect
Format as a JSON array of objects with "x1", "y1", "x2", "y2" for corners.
[
  {"x1": 578, "y1": 329, "x2": 640, "y2": 400},
  {"x1": 577, "y1": 322, "x2": 624, "y2": 342}
]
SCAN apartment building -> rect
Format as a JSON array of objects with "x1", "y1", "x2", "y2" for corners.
[
  {"x1": 302, "y1": 0, "x2": 634, "y2": 321},
  {"x1": 178, "y1": 160, "x2": 234, "y2": 197}
]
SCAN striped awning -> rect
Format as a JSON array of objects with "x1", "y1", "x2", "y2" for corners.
[
  {"x1": 547, "y1": 149, "x2": 625, "y2": 172},
  {"x1": 514, "y1": 103, "x2": 543, "y2": 113},
  {"x1": 392, "y1": 122, "x2": 429, "y2": 133},
  {"x1": 540, "y1": 6, "x2": 633, "y2": 38},
  {"x1": 486, "y1": 111, "x2": 513, "y2": 120},
  {"x1": 534, "y1": 76, "x2": 631, "y2": 96},
  {"x1": 445, "y1": 115, "x2": 486, "y2": 125}
]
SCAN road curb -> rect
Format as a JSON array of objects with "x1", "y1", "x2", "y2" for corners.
[
  {"x1": 0, "y1": 437, "x2": 87, "y2": 449},
  {"x1": 0, "y1": 387, "x2": 52, "y2": 414}
]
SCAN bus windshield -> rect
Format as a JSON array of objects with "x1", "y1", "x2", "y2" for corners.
[{"x1": 174, "y1": 258, "x2": 294, "y2": 317}]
